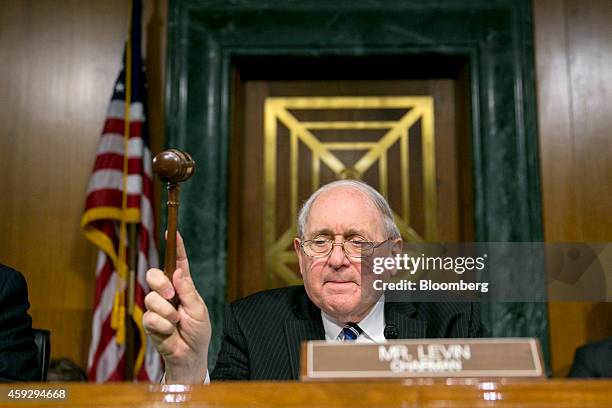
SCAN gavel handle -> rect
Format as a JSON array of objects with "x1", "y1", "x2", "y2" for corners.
[{"x1": 165, "y1": 182, "x2": 180, "y2": 308}]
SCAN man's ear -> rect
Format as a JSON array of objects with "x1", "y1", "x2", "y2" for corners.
[
  {"x1": 389, "y1": 239, "x2": 403, "y2": 277},
  {"x1": 392, "y1": 238, "x2": 403, "y2": 256},
  {"x1": 294, "y1": 238, "x2": 305, "y2": 277}
]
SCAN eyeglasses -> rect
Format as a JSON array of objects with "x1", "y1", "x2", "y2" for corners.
[{"x1": 300, "y1": 238, "x2": 390, "y2": 258}]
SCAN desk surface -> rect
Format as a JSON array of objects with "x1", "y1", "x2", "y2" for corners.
[{"x1": 1, "y1": 380, "x2": 611, "y2": 407}]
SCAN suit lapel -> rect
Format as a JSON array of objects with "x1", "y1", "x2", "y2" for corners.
[
  {"x1": 384, "y1": 302, "x2": 428, "y2": 339},
  {"x1": 284, "y1": 320, "x2": 324, "y2": 379},
  {"x1": 284, "y1": 288, "x2": 324, "y2": 380}
]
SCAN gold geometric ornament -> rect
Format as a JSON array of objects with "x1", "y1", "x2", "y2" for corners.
[{"x1": 264, "y1": 96, "x2": 437, "y2": 285}]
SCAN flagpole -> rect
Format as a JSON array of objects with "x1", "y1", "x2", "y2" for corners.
[
  {"x1": 122, "y1": 0, "x2": 135, "y2": 381},
  {"x1": 126, "y1": 222, "x2": 138, "y2": 381}
]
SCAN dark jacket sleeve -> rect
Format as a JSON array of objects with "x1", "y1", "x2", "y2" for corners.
[
  {"x1": 210, "y1": 303, "x2": 250, "y2": 380},
  {"x1": 0, "y1": 267, "x2": 39, "y2": 382},
  {"x1": 568, "y1": 346, "x2": 593, "y2": 378},
  {"x1": 568, "y1": 339, "x2": 612, "y2": 378}
]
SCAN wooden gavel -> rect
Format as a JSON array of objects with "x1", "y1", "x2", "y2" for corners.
[{"x1": 152, "y1": 149, "x2": 195, "y2": 307}]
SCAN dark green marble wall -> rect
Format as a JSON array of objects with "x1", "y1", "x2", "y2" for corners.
[{"x1": 165, "y1": 0, "x2": 548, "y2": 372}]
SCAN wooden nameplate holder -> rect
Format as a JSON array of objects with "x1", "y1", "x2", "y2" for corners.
[{"x1": 300, "y1": 338, "x2": 545, "y2": 381}]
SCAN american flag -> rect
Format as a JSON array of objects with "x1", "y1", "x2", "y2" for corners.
[{"x1": 81, "y1": 0, "x2": 161, "y2": 382}]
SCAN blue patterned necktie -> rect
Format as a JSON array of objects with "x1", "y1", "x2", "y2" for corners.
[{"x1": 342, "y1": 322, "x2": 363, "y2": 341}]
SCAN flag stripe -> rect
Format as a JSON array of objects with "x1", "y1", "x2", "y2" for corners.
[
  {"x1": 103, "y1": 119, "x2": 144, "y2": 139},
  {"x1": 107, "y1": 100, "x2": 145, "y2": 121},
  {"x1": 96, "y1": 339, "x2": 125, "y2": 382},
  {"x1": 88, "y1": 306, "x2": 117, "y2": 377},
  {"x1": 96, "y1": 134, "x2": 145, "y2": 158},
  {"x1": 93, "y1": 154, "x2": 146, "y2": 174},
  {"x1": 85, "y1": 189, "x2": 143, "y2": 210},
  {"x1": 88, "y1": 255, "x2": 115, "y2": 366},
  {"x1": 86, "y1": 170, "x2": 143, "y2": 195},
  {"x1": 94, "y1": 255, "x2": 115, "y2": 307},
  {"x1": 106, "y1": 356, "x2": 127, "y2": 382}
]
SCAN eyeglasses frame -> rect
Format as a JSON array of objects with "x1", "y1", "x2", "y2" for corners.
[{"x1": 299, "y1": 237, "x2": 392, "y2": 259}]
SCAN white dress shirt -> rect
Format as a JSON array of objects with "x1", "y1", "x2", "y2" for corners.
[{"x1": 321, "y1": 298, "x2": 386, "y2": 343}]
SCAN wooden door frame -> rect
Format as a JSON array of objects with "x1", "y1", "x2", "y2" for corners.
[{"x1": 165, "y1": 0, "x2": 547, "y2": 370}]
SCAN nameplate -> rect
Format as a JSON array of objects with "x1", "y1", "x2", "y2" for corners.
[{"x1": 301, "y1": 338, "x2": 544, "y2": 380}]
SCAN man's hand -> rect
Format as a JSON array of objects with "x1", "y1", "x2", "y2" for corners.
[{"x1": 143, "y1": 232, "x2": 211, "y2": 383}]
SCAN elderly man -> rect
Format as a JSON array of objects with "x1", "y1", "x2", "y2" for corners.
[{"x1": 144, "y1": 180, "x2": 484, "y2": 382}]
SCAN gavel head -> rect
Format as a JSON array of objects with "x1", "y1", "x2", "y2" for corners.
[{"x1": 152, "y1": 149, "x2": 195, "y2": 183}]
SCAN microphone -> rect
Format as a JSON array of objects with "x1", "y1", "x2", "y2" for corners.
[{"x1": 384, "y1": 324, "x2": 399, "y2": 339}]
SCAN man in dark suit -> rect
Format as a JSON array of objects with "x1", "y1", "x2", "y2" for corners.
[
  {"x1": 143, "y1": 180, "x2": 485, "y2": 383},
  {"x1": 0, "y1": 264, "x2": 39, "y2": 382},
  {"x1": 211, "y1": 286, "x2": 482, "y2": 380},
  {"x1": 569, "y1": 338, "x2": 612, "y2": 378}
]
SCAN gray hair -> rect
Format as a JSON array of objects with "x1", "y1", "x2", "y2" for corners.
[{"x1": 296, "y1": 180, "x2": 401, "y2": 240}]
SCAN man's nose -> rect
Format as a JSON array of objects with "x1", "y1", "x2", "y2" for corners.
[{"x1": 328, "y1": 242, "x2": 350, "y2": 269}]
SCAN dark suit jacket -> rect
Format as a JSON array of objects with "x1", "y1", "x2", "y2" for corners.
[
  {"x1": 212, "y1": 285, "x2": 485, "y2": 380},
  {"x1": 569, "y1": 337, "x2": 612, "y2": 378},
  {"x1": 0, "y1": 264, "x2": 39, "y2": 382}
]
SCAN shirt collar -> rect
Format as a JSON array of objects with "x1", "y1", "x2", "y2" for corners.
[{"x1": 321, "y1": 296, "x2": 386, "y2": 343}]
